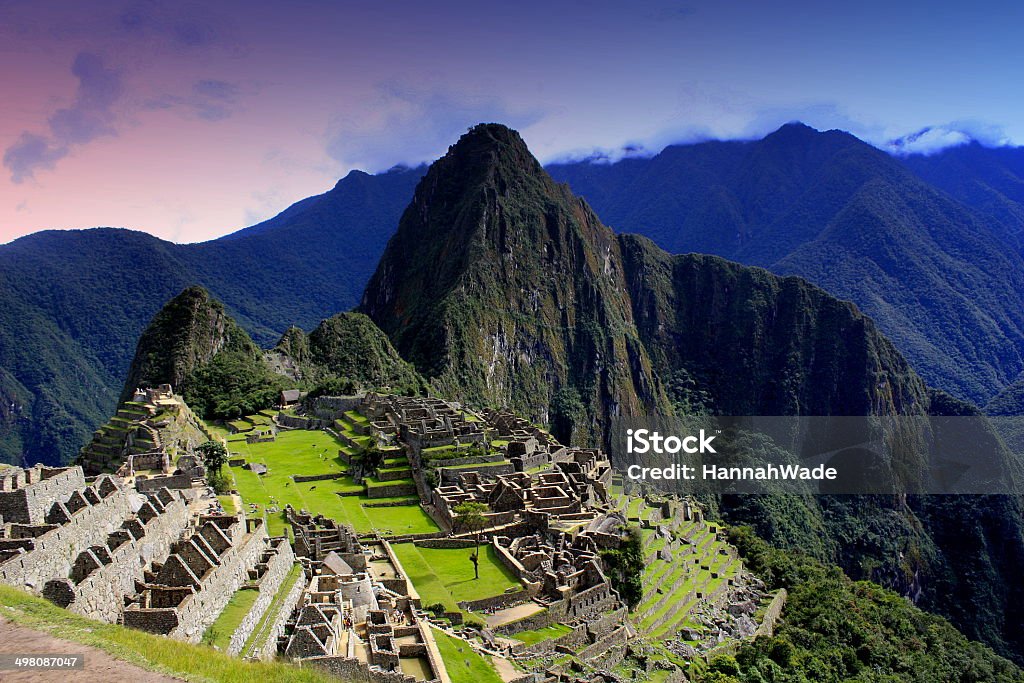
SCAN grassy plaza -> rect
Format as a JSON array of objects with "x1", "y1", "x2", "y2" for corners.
[{"x1": 221, "y1": 425, "x2": 438, "y2": 537}]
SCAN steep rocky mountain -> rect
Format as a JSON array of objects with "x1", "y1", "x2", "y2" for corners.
[
  {"x1": 619, "y1": 242, "x2": 927, "y2": 417},
  {"x1": 0, "y1": 167, "x2": 423, "y2": 466},
  {"x1": 266, "y1": 312, "x2": 423, "y2": 395},
  {"x1": 117, "y1": 286, "x2": 288, "y2": 421},
  {"x1": 547, "y1": 125, "x2": 1024, "y2": 406},
  {"x1": 362, "y1": 124, "x2": 930, "y2": 440},
  {"x1": 361, "y1": 123, "x2": 1024, "y2": 662},
  {"x1": 360, "y1": 124, "x2": 671, "y2": 446}
]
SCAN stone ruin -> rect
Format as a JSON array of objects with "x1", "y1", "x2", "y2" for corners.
[
  {"x1": 123, "y1": 515, "x2": 294, "y2": 643},
  {"x1": 1, "y1": 462, "x2": 300, "y2": 658},
  {"x1": 0, "y1": 464, "x2": 193, "y2": 623},
  {"x1": 280, "y1": 518, "x2": 446, "y2": 683},
  {"x1": 493, "y1": 522, "x2": 623, "y2": 622},
  {"x1": 362, "y1": 393, "x2": 487, "y2": 451},
  {"x1": 288, "y1": 507, "x2": 366, "y2": 565},
  {"x1": 430, "y1": 447, "x2": 613, "y2": 532},
  {"x1": 78, "y1": 384, "x2": 212, "y2": 483}
]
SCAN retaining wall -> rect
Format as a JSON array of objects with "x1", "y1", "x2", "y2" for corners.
[
  {"x1": 0, "y1": 467, "x2": 87, "y2": 524},
  {"x1": 251, "y1": 565, "x2": 307, "y2": 660},
  {"x1": 0, "y1": 483, "x2": 134, "y2": 592},
  {"x1": 57, "y1": 490, "x2": 191, "y2": 622},
  {"x1": 227, "y1": 539, "x2": 296, "y2": 655}
]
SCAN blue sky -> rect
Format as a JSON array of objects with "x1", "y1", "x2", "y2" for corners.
[{"x1": 1, "y1": 0, "x2": 1022, "y2": 242}]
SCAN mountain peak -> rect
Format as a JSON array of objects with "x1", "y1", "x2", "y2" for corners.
[
  {"x1": 438, "y1": 123, "x2": 542, "y2": 180},
  {"x1": 456, "y1": 122, "x2": 528, "y2": 149},
  {"x1": 119, "y1": 285, "x2": 259, "y2": 403},
  {"x1": 775, "y1": 121, "x2": 818, "y2": 134}
]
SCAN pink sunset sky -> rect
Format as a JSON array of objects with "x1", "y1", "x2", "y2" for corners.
[{"x1": 2, "y1": 0, "x2": 1023, "y2": 244}]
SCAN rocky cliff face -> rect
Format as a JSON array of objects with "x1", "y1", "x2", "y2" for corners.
[
  {"x1": 120, "y1": 286, "x2": 260, "y2": 402},
  {"x1": 619, "y1": 236, "x2": 929, "y2": 417},
  {"x1": 360, "y1": 124, "x2": 668, "y2": 445}
]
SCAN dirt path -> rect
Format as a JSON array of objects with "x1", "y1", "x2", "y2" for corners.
[
  {"x1": 0, "y1": 616, "x2": 184, "y2": 683},
  {"x1": 490, "y1": 654, "x2": 521, "y2": 682}
]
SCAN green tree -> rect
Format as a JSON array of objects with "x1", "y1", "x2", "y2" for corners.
[
  {"x1": 197, "y1": 440, "x2": 228, "y2": 477},
  {"x1": 454, "y1": 501, "x2": 489, "y2": 580},
  {"x1": 599, "y1": 524, "x2": 644, "y2": 609}
]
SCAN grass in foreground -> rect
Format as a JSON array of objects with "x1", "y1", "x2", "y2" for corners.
[
  {"x1": 202, "y1": 586, "x2": 259, "y2": 650},
  {"x1": 432, "y1": 627, "x2": 503, "y2": 683},
  {"x1": 0, "y1": 584, "x2": 336, "y2": 683}
]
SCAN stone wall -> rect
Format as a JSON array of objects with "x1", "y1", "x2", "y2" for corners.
[
  {"x1": 493, "y1": 541, "x2": 529, "y2": 582},
  {"x1": 0, "y1": 466, "x2": 87, "y2": 524},
  {"x1": 366, "y1": 481, "x2": 418, "y2": 499},
  {"x1": 123, "y1": 519, "x2": 272, "y2": 642},
  {"x1": 576, "y1": 625, "x2": 629, "y2": 662},
  {"x1": 293, "y1": 473, "x2": 345, "y2": 483},
  {"x1": 753, "y1": 588, "x2": 787, "y2": 638},
  {"x1": 457, "y1": 589, "x2": 529, "y2": 613},
  {"x1": 172, "y1": 521, "x2": 271, "y2": 642},
  {"x1": 565, "y1": 581, "x2": 616, "y2": 621},
  {"x1": 579, "y1": 627, "x2": 629, "y2": 669},
  {"x1": 414, "y1": 538, "x2": 476, "y2": 550},
  {"x1": 439, "y1": 462, "x2": 513, "y2": 484},
  {"x1": 227, "y1": 538, "x2": 296, "y2": 655},
  {"x1": 277, "y1": 414, "x2": 314, "y2": 430},
  {"x1": 514, "y1": 452, "x2": 550, "y2": 472},
  {"x1": 516, "y1": 607, "x2": 628, "y2": 658},
  {"x1": 310, "y1": 396, "x2": 363, "y2": 417},
  {"x1": 423, "y1": 454, "x2": 505, "y2": 468},
  {"x1": 521, "y1": 622, "x2": 589, "y2": 656},
  {"x1": 0, "y1": 477, "x2": 134, "y2": 592},
  {"x1": 494, "y1": 601, "x2": 568, "y2": 636},
  {"x1": 303, "y1": 655, "x2": 437, "y2": 683},
  {"x1": 252, "y1": 563, "x2": 307, "y2": 660},
  {"x1": 136, "y1": 473, "x2": 192, "y2": 491},
  {"x1": 50, "y1": 489, "x2": 191, "y2": 622}
]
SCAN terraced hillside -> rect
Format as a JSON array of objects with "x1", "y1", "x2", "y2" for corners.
[
  {"x1": 215, "y1": 407, "x2": 437, "y2": 537},
  {"x1": 609, "y1": 486, "x2": 774, "y2": 671}
]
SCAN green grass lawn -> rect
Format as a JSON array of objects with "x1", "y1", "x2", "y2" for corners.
[
  {"x1": 203, "y1": 587, "x2": 260, "y2": 649},
  {"x1": 391, "y1": 543, "x2": 521, "y2": 607},
  {"x1": 344, "y1": 409, "x2": 369, "y2": 425},
  {"x1": 226, "y1": 429, "x2": 438, "y2": 537},
  {"x1": 242, "y1": 563, "x2": 303, "y2": 656},
  {"x1": 0, "y1": 584, "x2": 337, "y2": 683},
  {"x1": 217, "y1": 494, "x2": 237, "y2": 515},
  {"x1": 512, "y1": 622, "x2": 573, "y2": 646},
  {"x1": 431, "y1": 627, "x2": 503, "y2": 683}
]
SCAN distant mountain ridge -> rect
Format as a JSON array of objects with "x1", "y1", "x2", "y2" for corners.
[
  {"x1": 0, "y1": 167, "x2": 423, "y2": 466},
  {"x1": 547, "y1": 123, "x2": 1024, "y2": 406}
]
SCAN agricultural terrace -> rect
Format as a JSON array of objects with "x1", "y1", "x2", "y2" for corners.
[{"x1": 221, "y1": 422, "x2": 438, "y2": 537}]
